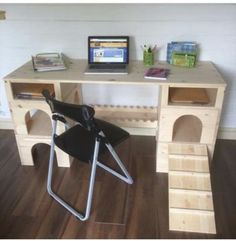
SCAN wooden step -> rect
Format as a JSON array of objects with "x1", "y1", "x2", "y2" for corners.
[
  {"x1": 169, "y1": 208, "x2": 216, "y2": 234},
  {"x1": 168, "y1": 143, "x2": 208, "y2": 156},
  {"x1": 169, "y1": 170, "x2": 211, "y2": 191},
  {"x1": 169, "y1": 189, "x2": 214, "y2": 211},
  {"x1": 169, "y1": 154, "x2": 209, "y2": 173},
  {"x1": 168, "y1": 143, "x2": 216, "y2": 234}
]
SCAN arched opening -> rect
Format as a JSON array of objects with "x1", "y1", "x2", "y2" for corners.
[
  {"x1": 25, "y1": 109, "x2": 52, "y2": 136},
  {"x1": 31, "y1": 143, "x2": 51, "y2": 166},
  {"x1": 172, "y1": 115, "x2": 202, "y2": 142}
]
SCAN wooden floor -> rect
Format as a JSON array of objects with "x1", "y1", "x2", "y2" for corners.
[{"x1": 0, "y1": 130, "x2": 236, "y2": 238}]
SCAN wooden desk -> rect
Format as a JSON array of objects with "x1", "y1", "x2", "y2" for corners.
[{"x1": 4, "y1": 59, "x2": 226, "y2": 234}]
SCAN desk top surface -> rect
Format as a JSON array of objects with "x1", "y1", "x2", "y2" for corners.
[{"x1": 4, "y1": 59, "x2": 226, "y2": 88}]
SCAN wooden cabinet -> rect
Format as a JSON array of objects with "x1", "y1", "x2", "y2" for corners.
[{"x1": 157, "y1": 83, "x2": 225, "y2": 173}]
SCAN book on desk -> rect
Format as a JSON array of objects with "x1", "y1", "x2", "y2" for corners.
[
  {"x1": 32, "y1": 53, "x2": 67, "y2": 72},
  {"x1": 144, "y1": 67, "x2": 170, "y2": 80}
]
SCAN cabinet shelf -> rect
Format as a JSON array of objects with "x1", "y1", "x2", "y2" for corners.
[
  {"x1": 168, "y1": 87, "x2": 217, "y2": 107},
  {"x1": 11, "y1": 83, "x2": 54, "y2": 100}
]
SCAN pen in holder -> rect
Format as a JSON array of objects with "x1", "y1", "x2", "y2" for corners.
[
  {"x1": 143, "y1": 51, "x2": 154, "y2": 66},
  {"x1": 142, "y1": 45, "x2": 157, "y2": 66}
]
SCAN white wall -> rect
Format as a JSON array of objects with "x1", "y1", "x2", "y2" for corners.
[{"x1": 0, "y1": 4, "x2": 236, "y2": 127}]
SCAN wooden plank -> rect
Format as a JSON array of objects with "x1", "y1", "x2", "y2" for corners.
[
  {"x1": 160, "y1": 85, "x2": 169, "y2": 107},
  {"x1": 168, "y1": 143, "x2": 215, "y2": 169},
  {"x1": 215, "y1": 86, "x2": 225, "y2": 109},
  {"x1": 169, "y1": 154, "x2": 209, "y2": 172},
  {"x1": 169, "y1": 189, "x2": 214, "y2": 210},
  {"x1": 3, "y1": 60, "x2": 226, "y2": 87},
  {"x1": 9, "y1": 99, "x2": 50, "y2": 110},
  {"x1": 169, "y1": 143, "x2": 208, "y2": 156},
  {"x1": 169, "y1": 171, "x2": 211, "y2": 191},
  {"x1": 169, "y1": 208, "x2": 216, "y2": 234},
  {"x1": 156, "y1": 141, "x2": 169, "y2": 173}
]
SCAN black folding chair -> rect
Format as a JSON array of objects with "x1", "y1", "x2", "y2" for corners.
[{"x1": 42, "y1": 89, "x2": 133, "y2": 221}]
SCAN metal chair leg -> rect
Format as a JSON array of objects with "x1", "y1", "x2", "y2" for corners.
[
  {"x1": 96, "y1": 142, "x2": 133, "y2": 185},
  {"x1": 47, "y1": 119, "x2": 100, "y2": 221}
]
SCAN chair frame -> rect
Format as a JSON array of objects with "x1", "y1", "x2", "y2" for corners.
[{"x1": 47, "y1": 114, "x2": 133, "y2": 221}]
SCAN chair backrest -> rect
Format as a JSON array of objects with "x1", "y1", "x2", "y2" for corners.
[{"x1": 42, "y1": 89, "x2": 96, "y2": 130}]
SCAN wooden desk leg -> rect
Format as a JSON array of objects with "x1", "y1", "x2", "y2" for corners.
[
  {"x1": 17, "y1": 145, "x2": 71, "y2": 167},
  {"x1": 156, "y1": 142, "x2": 169, "y2": 173},
  {"x1": 15, "y1": 136, "x2": 71, "y2": 167},
  {"x1": 17, "y1": 145, "x2": 34, "y2": 166},
  {"x1": 55, "y1": 147, "x2": 72, "y2": 167}
]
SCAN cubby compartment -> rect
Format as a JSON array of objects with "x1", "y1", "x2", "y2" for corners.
[
  {"x1": 11, "y1": 83, "x2": 55, "y2": 100},
  {"x1": 25, "y1": 109, "x2": 52, "y2": 136},
  {"x1": 168, "y1": 87, "x2": 217, "y2": 107}
]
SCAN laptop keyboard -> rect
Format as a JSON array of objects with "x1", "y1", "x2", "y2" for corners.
[{"x1": 89, "y1": 64, "x2": 126, "y2": 69}]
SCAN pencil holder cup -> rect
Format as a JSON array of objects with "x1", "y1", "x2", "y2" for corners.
[{"x1": 143, "y1": 51, "x2": 154, "y2": 66}]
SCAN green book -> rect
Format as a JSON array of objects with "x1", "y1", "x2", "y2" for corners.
[{"x1": 171, "y1": 52, "x2": 197, "y2": 68}]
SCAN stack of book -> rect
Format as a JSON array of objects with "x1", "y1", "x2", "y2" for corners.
[
  {"x1": 32, "y1": 53, "x2": 67, "y2": 72},
  {"x1": 166, "y1": 41, "x2": 198, "y2": 67}
]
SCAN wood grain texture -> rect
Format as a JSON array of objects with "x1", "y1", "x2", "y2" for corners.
[{"x1": 0, "y1": 130, "x2": 236, "y2": 238}]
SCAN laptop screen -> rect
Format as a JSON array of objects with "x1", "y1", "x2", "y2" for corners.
[{"x1": 88, "y1": 36, "x2": 129, "y2": 64}]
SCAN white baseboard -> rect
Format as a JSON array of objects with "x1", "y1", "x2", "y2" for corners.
[
  {"x1": 0, "y1": 118, "x2": 235, "y2": 140},
  {"x1": 0, "y1": 118, "x2": 14, "y2": 130},
  {"x1": 217, "y1": 128, "x2": 236, "y2": 140}
]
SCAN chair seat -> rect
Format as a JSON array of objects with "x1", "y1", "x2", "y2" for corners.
[{"x1": 54, "y1": 118, "x2": 129, "y2": 163}]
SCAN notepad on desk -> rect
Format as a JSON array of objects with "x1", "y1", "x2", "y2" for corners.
[{"x1": 144, "y1": 67, "x2": 170, "y2": 80}]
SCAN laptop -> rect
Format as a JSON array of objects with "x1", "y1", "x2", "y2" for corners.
[{"x1": 84, "y1": 36, "x2": 129, "y2": 74}]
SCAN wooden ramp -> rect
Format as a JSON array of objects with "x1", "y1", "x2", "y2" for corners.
[{"x1": 168, "y1": 143, "x2": 216, "y2": 234}]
